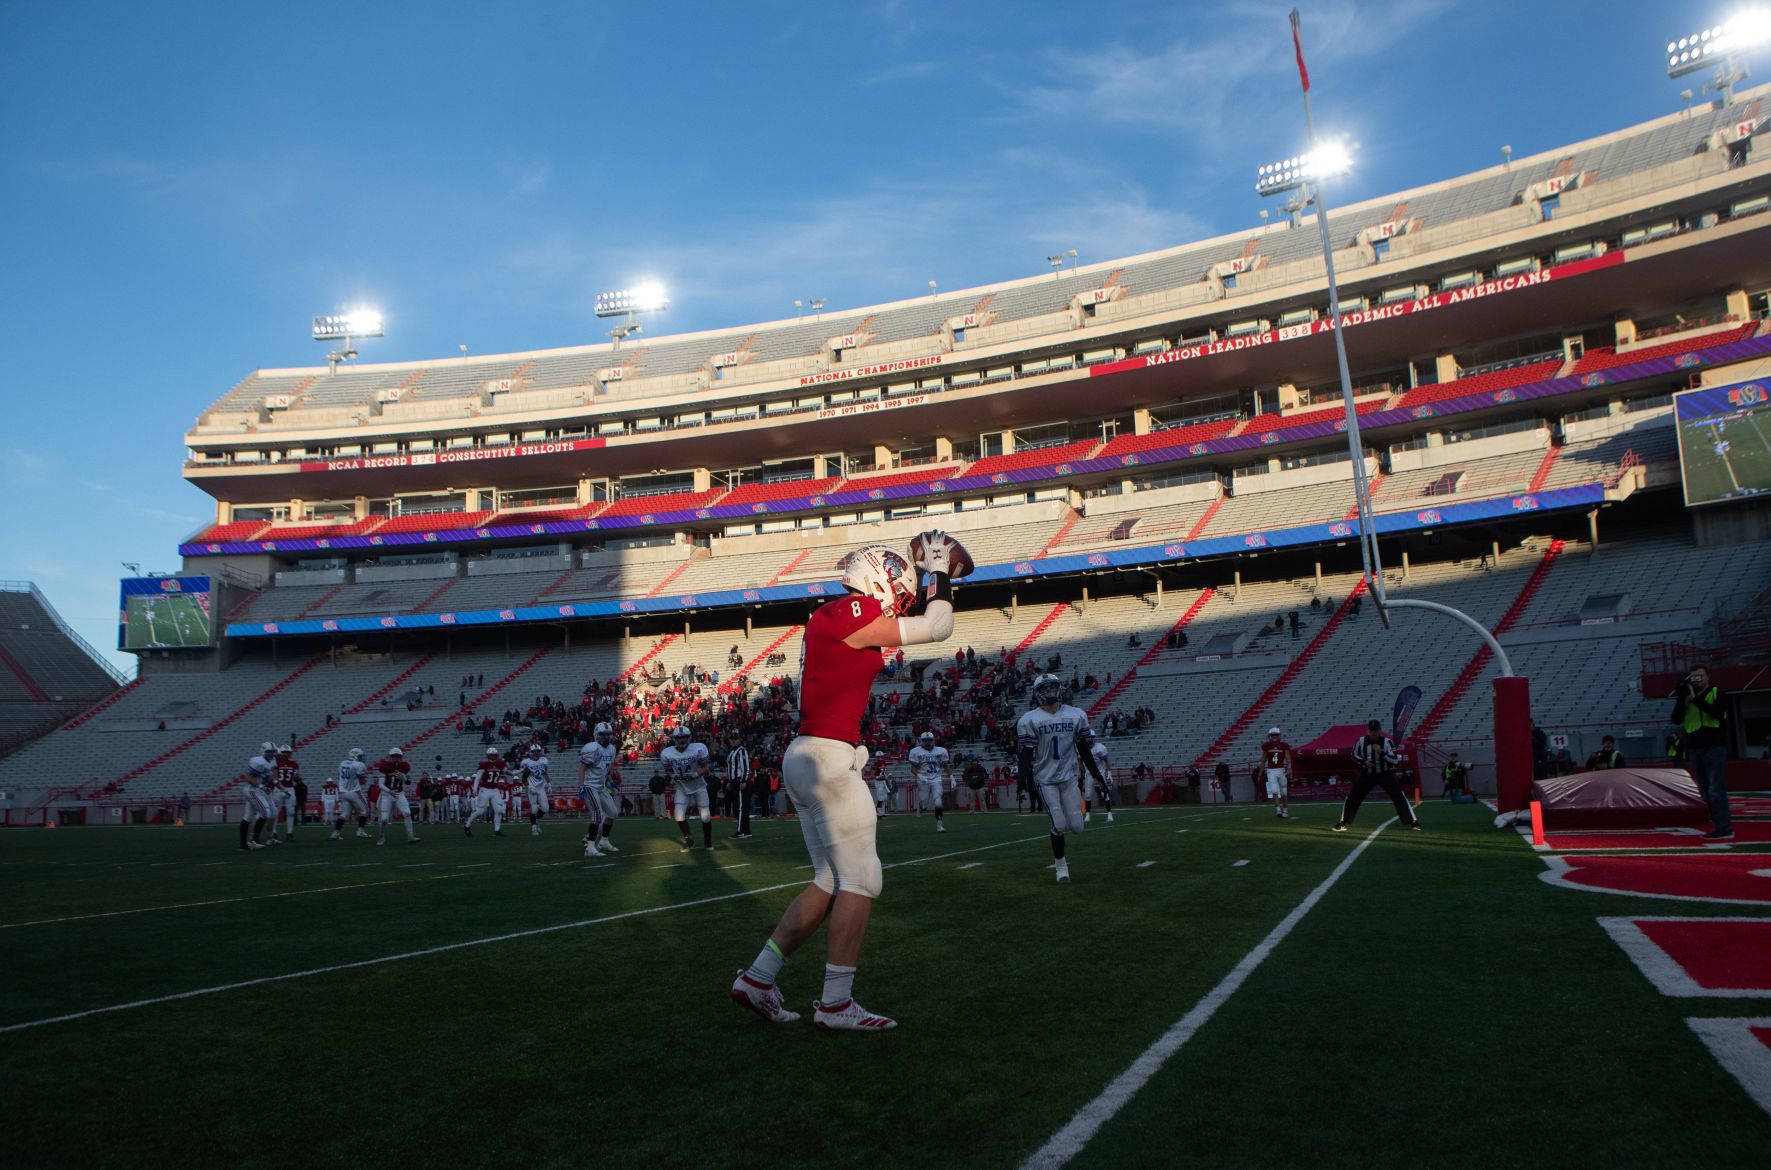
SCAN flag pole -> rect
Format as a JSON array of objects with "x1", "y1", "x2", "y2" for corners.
[{"x1": 1289, "y1": 8, "x2": 1388, "y2": 626}]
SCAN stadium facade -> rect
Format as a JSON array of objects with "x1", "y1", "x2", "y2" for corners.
[{"x1": 5, "y1": 88, "x2": 1771, "y2": 820}]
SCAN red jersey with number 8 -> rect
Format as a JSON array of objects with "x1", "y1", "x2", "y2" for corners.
[{"x1": 796, "y1": 594, "x2": 887, "y2": 743}]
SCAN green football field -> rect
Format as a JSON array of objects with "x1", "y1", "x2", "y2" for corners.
[
  {"x1": 1679, "y1": 409, "x2": 1771, "y2": 506},
  {"x1": 123, "y1": 593, "x2": 211, "y2": 648},
  {"x1": 2, "y1": 804, "x2": 1766, "y2": 1170}
]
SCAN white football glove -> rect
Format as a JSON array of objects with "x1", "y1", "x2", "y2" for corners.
[{"x1": 915, "y1": 530, "x2": 954, "y2": 575}]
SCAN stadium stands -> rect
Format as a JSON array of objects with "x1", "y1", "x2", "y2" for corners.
[
  {"x1": 1393, "y1": 358, "x2": 1565, "y2": 410},
  {"x1": 1570, "y1": 321, "x2": 1758, "y2": 374},
  {"x1": 1098, "y1": 418, "x2": 1239, "y2": 459},
  {"x1": 0, "y1": 584, "x2": 126, "y2": 750}
]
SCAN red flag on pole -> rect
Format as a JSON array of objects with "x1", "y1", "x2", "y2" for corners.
[{"x1": 1290, "y1": 9, "x2": 1310, "y2": 92}]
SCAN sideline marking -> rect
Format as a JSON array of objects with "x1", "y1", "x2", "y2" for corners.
[
  {"x1": 0, "y1": 831, "x2": 1049, "y2": 1034},
  {"x1": 0, "y1": 874, "x2": 468, "y2": 931},
  {"x1": 1137, "y1": 861, "x2": 1157, "y2": 869},
  {"x1": 1232, "y1": 860, "x2": 1250, "y2": 867},
  {"x1": 959, "y1": 863, "x2": 983, "y2": 870},
  {"x1": 1020, "y1": 819, "x2": 1395, "y2": 1170}
]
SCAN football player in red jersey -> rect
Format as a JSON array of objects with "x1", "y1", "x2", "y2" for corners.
[
  {"x1": 732, "y1": 533, "x2": 959, "y2": 1032},
  {"x1": 1262, "y1": 727, "x2": 1294, "y2": 820}
]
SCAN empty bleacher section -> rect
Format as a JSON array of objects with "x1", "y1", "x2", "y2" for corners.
[{"x1": 0, "y1": 584, "x2": 127, "y2": 751}]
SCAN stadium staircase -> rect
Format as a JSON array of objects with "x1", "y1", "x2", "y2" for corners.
[
  {"x1": 534, "y1": 565, "x2": 582, "y2": 600},
  {"x1": 294, "y1": 585, "x2": 343, "y2": 619},
  {"x1": 1408, "y1": 539, "x2": 1565, "y2": 745},
  {"x1": 1344, "y1": 473, "x2": 1385, "y2": 520},
  {"x1": 60, "y1": 677, "x2": 145, "y2": 732},
  {"x1": 1037, "y1": 509, "x2": 1082, "y2": 557},
  {"x1": 1185, "y1": 498, "x2": 1224, "y2": 539},
  {"x1": 225, "y1": 588, "x2": 263, "y2": 620},
  {"x1": 767, "y1": 551, "x2": 810, "y2": 586},
  {"x1": 645, "y1": 559, "x2": 695, "y2": 599},
  {"x1": 1193, "y1": 579, "x2": 1369, "y2": 769},
  {"x1": 1088, "y1": 588, "x2": 1216, "y2": 718},
  {"x1": 108, "y1": 653, "x2": 328, "y2": 792},
  {"x1": 617, "y1": 634, "x2": 680, "y2": 684},
  {"x1": 719, "y1": 626, "x2": 802, "y2": 694},
  {"x1": 344, "y1": 654, "x2": 438, "y2": 714},
  {"x1": 399, "y1": 647, "x2": 554, "y2": 757},
  {"x1": 0, "y1": 642, "x2": 51, "y2": 703},
  {"x1": 1526, "y1": 447, "x2": 1563, "y2": 493},
  {"x1": 1005, "y1": 603, "x2": 1069, "y2": 667},
  {"x1": 414, "y1": 578, "x2": 458, "y2": 612}
]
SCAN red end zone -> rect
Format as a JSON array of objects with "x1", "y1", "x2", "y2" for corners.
[
  {"x1": 1542, "y1": 854, "x2": 1771, "y2": 904},
  {"x1": 1600, "y1": 917, "x2": 1771, "y2": 996},
  {"x1": 1540, "y1": 821, "x2": 1771, "y2": 851}
]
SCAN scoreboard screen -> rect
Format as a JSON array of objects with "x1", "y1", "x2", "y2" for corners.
[
  {"x1": 1674, "y1": 380, "x2": 1771, "y2": 507},
  {"x1": 119, "y1": 576, "x2": 214, "y2": 650}
]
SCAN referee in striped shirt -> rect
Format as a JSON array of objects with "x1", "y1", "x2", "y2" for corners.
[{"x1": 725, "y1": 732, "x2": 753, "y2": 839}]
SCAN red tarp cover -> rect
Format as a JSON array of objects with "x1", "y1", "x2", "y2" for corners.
[
  {"x1": 1529, "y1": 767, "x2": 1709, "y2": 830},
  {"x1": 1295, "y1": 724, "x2": 1369, "y2": 756}
]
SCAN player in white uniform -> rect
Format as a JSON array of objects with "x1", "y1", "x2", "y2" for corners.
[
  {"x1": 1017, "y1": 674, "x2": 1107, "y2": 883},
  {"x1": 1086, "y1": 738, "x2": 1115, "y2": 824},
  {"x1": 464, "y1": 747, "x2": 508, "y2": 836},
  {"x1": 240, "y1": 741, "x2": 277, "y2": 851},
  {"x1": 578, "y1": 722, "x2": 622, "y2": 857},
  {"x1": 906, "y1": 731, "x2": 951, "y2": 832},
  {"x1": 662, "y1": 725, "x2": 714, "y2": 852},
  {"x1": 331, "y1": 748, "x2": 372, "y2": 839},
  {"x1": 518, "y1": 744, "x2": 551, "y2": 837}
]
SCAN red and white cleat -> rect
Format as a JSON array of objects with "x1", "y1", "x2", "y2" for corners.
[
  {"x1": 812, "y1": 998, "x2": 897, "y2": 1032},
  {"x1": 730, "y1": 972, "x2": 801, "y2": 1024}
]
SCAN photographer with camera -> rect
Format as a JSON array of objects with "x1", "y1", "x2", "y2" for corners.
[{"x1": 1671, "y1": 665, "x2": 1731, "y2": 841}]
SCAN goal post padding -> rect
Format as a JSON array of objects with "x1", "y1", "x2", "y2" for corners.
[{"x1": 1493, "y1": 675, "x2": 1533, "y2": 813}]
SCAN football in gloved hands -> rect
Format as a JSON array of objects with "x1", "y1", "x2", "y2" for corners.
[{"x1": 909, "y1": 530, "x2": 974, "y2": 578}]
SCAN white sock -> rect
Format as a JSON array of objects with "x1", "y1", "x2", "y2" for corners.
[
  {"x1": 746, "y1": 939, "x2": 787, "y2": 985},
  {"x1": 822, "y1": 963, "x2": 856, "y2": 1006}
]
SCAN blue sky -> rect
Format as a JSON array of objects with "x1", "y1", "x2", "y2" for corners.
[{"x1": 0, "y1": 0, "x2": 1724, "y2": 667}]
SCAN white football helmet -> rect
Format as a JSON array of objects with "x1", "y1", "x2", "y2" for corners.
[
  {"x1": 594, "y1": 721, "x2": 613, "y2": 743},
  {"x1": 485, "y1": 747, "x2": 501, "y2": 758},
  {"x1": 261, "y1": 741, "x2": 277, "y2": 755},
  {"x1": 671, "y1": 725, "x2": 692, "y2": 745},
  {"x1": 528, "y1": 744, "x2": 543, "y2": 756},
  {"x1": 388, "y1": 747, "x2": 404, "y2": 758},
  {"x1": 277, "y1": 744, "x2": 293, "y2": 755},
  {"x1": 839, "y1": 544, "x2": 917, "y2": 616},
  {"x1": 1033, "y1": 673, "x2": 1063, "y2": 706},
  {"x1": 348, "y1": 748, "x2": 363, "y2": 761},
  {"x1": 917, "y1": 731, "x2": 936, "y2": 748}
]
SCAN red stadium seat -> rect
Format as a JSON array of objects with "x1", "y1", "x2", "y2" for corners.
[
  {"x1": 373, "y1": 511, "x2": 494, "y2": 535},
  {"x1": 1569, "y1": 323, "x2": 1756, "y2": 374},
  {"x1": 718, "y1": 477, "x2": 842, "y2": 505},
  {"x1": 962, "y1": 439, "x2": 1102, "y2": 478},
  {"x1": 1392, "y1": 358, "x2": 1564, "y2": 410},
  {"x1": 1097, "y1": 418, "x2": 1238, "y2": 458},
  {"x1": 598, "y1": 490, "x2": 726, "y2": 517},
  {"x1": 192, "y1": 520, "x2": 270, "y2": 543}
]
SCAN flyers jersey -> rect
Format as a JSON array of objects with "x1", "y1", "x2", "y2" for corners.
[
  {"x1": 908, "y1": 745, "x2": 949, "y2": 783},
  {"x1": 797, "y1": 593, "x2": 887, "y2": 743}
]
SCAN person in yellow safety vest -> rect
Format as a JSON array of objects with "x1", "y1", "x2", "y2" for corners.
[{"x1": 1671, "y1": 665, "x2": 1730, "y2": 840}]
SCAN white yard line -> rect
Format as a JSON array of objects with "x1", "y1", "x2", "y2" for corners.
[
  {"x1": 1020, "y1": 818, "x2": 1397, "y2": 1170},
  {"x1": 0, "y1": 874, "x2": 469, "y2": 931}
]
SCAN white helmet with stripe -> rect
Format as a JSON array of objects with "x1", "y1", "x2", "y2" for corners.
[{"x1": 838, "y1": 545, "x2": 917, "y2": 616}]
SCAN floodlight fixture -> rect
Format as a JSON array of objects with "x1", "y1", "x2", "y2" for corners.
[
  {"x1": 312, "y1": 309, "x2": 385, "y2": 341},
  {"x1": 1666, "y1": 9, "x2": 1771, "y2": 77},
  {"x1": 595, "y1": 284, "x2": 670, "y2": 318},
  {"x1": 1254, "y1": 141, "x2": 1353, "y2": 196}
]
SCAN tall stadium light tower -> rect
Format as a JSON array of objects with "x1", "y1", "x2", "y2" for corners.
[
  {"x1": 313, "y1": 308, "x2": 385, "y2": 374},
  {"x1": 1665, "y1": 9, "x2": 1771, "y2": 105},
  {"x1": 596, "y1": 283, "x2": 669, "y2": 348},
  {"x1": 1264, "y1": 10, "x2": 1515, "y2": 673}
]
